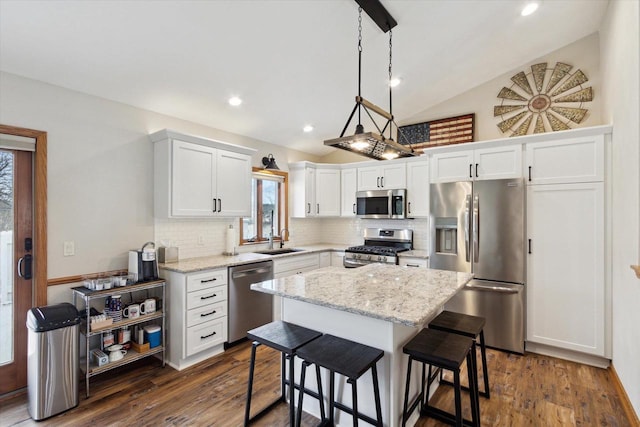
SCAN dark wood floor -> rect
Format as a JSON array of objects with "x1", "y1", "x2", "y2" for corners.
[{"x1": 1, "y1": 340, "x2": 633, "y2": 426}]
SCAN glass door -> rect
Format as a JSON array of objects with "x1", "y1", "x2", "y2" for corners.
[{"x1": 0, "y1": 148, "x2": 33, "y2": 394}]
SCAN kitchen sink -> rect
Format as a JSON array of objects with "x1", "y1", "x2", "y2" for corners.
[{"x1": 254, "y1": 248, "x2": 305, "y2": 255}]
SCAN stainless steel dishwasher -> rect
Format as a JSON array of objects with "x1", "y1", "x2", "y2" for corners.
[{"x1": 228, "y1": 260, "x2": 274, "y2": 344}]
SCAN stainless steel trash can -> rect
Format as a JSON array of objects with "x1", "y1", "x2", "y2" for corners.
[{"x1": 26, "y1": 303, "x2": 81, "y2": 420}]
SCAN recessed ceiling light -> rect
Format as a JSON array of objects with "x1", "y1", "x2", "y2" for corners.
[
  {"x1": 521, "y1": 2, "x2": 539, "y2": 16},
  {"x1": 303, "y1": 125, "x2": 314, "y2": 133},
  {"x1": 389, "y1": 77, "x2": 402, "y2": 88},
  {"x1": 228, "y1": 96, "x2": 242, "y2": 106}
]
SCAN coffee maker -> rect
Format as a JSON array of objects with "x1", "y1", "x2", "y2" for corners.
[{"x1": 128, "y1": 241, "x2": 159, "y2": 283}]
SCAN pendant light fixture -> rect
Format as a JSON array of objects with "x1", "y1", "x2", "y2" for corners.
[{"x1": 324, "y1": 0, "x2": 414, "y2": 160}]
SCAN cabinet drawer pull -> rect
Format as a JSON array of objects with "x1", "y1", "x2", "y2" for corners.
[
  {"x1": 200, "y1": 310, "x2": 217, "y2": 317},
  {"x1": 200, "y1": 331, "x2": 217, "y2": 339},
  {"x1": 200, "y1": 278, "x2": 217, "y2": 283},
  {"x1": 406, "y1": 263, "x2": 420, "y2": 267},
  {"x1": 200, "y1": 293, "x2": 217, "y2": 300}
]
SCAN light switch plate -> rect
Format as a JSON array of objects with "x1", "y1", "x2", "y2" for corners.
[{"x1": 63, "y1": 241, "x2": 75, "y2": 256}]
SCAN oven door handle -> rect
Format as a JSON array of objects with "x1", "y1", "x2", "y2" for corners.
[
  {"x1": 343, "y1": 259, "x2": 368, "y2": 268},
  {"x1": 464, "y1": 283, "x2": 520, "y2": 294}
]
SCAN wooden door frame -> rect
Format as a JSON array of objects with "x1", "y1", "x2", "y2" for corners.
[{"x1": 0, "y1": 124, "x2": 47, "y2": 306}]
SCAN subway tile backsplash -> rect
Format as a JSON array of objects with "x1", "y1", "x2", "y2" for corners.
[{"x1": 154, "y1": 217, "x2": 429, "y2": 259}]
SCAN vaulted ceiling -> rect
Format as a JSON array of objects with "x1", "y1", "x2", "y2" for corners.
[{"x1": 0, "y1": 0, "x2": 609, "y2": 155}]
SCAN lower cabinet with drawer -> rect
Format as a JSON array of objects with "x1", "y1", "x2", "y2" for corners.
[{"x1": 161, "y1": 267, "x2": 229, "y2": 370}]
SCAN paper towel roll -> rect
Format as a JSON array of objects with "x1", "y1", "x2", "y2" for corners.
[{"x1": 225, "y1": 225, "x2": 237, "y2": 255}]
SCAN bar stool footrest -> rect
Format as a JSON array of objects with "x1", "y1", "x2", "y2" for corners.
[{"x1": 422, "y1": 406, "x2": 477, "y2": 427}]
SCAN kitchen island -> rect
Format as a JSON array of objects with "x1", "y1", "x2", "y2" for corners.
[{"x1": 251, "y1": 263, "x2": 473, "y2": 426}]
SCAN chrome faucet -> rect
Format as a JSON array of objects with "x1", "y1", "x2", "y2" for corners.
[
  {"x1": 268, "y1": 231, "x2": 274, "y2": 250},
  {"x1": 279, "y1": 228, "x2": 289, "y2": 248}
]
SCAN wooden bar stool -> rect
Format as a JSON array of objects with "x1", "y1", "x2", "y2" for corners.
[
  {"x1": 429, "y1": 310, "x2": 490, "y2": 398},
  {"x1": 402, "y1": 328, "x2": 480, "y2": 427},
  {"x1": 296, "y1": 334, "x2": 384, "y2": 426},
  {"x1": 245, "y1": 321, "x2": 323, "y2": 426}
]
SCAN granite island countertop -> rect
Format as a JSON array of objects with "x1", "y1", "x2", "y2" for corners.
[{"x1": 251, "y1": 264, "x2": 473, "y2": 327}]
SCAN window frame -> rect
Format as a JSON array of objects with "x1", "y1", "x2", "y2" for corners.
[{"x1": 239, "y1": 167, "x2": 288, "y2": 245}]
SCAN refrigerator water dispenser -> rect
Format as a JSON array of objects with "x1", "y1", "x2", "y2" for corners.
[{"x1": 435, "y1": 218, "x2": 457, "y2": 255}]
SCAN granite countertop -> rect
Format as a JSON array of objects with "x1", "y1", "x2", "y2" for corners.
[
  {"x1": 158, "y1": 244, "x2": 349, "y2": 273},
  {"x1": 251, "y1": 264, "x2": 473, "y2": 327}
]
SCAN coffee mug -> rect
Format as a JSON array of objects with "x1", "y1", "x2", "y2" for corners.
[
  {"x1": 109, "y1": 349, "x2": 127, "y2": 362},
  {"x1": 140, "y1": 298, "x2": 155, "y2": 314},
  {"x1": 123, "y1": 304, "x2": 141, "y2": 319}
]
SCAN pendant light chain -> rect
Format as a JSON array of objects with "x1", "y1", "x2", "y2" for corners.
[
  {"x1": 388, "y1": 28, "x2": 394, "y2": 140},
  {"x1": 357, "y1": 7, "x2": 363, "y2": 126}
]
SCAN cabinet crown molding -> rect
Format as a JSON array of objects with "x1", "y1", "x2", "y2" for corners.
[{"x1": 149, "y1": 129, "x2": 256, "y2": 156}]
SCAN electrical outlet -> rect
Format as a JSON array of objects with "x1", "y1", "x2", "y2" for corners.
[
  {"x1": 197, "y1": 235, "x2": 205, "y2": 246},
  {"x1": 63, "y1": 241, "x2": 75, "y2": 256}
]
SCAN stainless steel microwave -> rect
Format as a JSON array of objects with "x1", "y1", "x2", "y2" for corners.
[{"x1": 356, "y1": 189, "x2": 406, "y2": 219}]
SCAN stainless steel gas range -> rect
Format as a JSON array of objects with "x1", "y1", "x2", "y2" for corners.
[{"x1": 344, "y1": 228, "x2": 413, "y2": 268}]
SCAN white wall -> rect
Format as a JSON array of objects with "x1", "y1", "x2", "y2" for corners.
[
  {"x1": 0, "y1": 72, "x2": 319, "y2": 280},
  {"x1": 402, "y1": 33, "x2": 603, "y2": 143},
  {"x1": 600, "y1": 0, "x2": 640, "y2": 415}
]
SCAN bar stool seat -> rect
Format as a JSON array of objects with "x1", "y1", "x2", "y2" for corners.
[
  {"x1": 296, "y1": 334, "x2": 384, "y2": 426},
  {"x1": 429, "y1": 310, "x2": 490, "y2": 398},
  {"x1": 402, "y1": 328, "x2": 480, "y2": 427},
  {"x1": 245, "y1": 321, "x2": 322, "y2": 426}
]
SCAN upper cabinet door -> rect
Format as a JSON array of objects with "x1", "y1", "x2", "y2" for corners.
[
  {"x1": 215, "y1": 149, "x2": 252, "y2": 217},
  {"x1": 381, "y1": 163, "x2": 407, "y2": 189},
  {"x1": 525, "y1": 135, "x2": 604, "y2": 185},
  {"x1": 406, "y1": 160, "x2": 429, "y2": 218},
  {"x1": 172, "y1": 139, "x2": 216, "y2": 217},
  {"x1": 357, "y1": 166, "x2": 382, "y2": 191},
  {"x1": 341, "y1": 168, "x2": 357, "y2": 216},
  {"x1": 430, "y1": 150, "x2": 474, "y2": 183},
  {"x1": 473, "y1": 145, "x2": 522, "y2": 181},
  {"x1": 315, "y1": 168, "x2": 340, "y2": 216}
]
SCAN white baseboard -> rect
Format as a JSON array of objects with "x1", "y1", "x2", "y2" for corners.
[{"x1": 525, "y1": 342, "x2": 610, "y2": 368}]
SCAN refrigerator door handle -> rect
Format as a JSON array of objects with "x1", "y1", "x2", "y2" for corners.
[
  {"x1": 473, "y1": 194, "x2": 480, "y2": 263},
  {"x1": 464, "y1": 194, "x2": 471, "y2": 262}
]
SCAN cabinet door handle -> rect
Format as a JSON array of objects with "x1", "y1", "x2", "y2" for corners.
[
  {"x1": 200, "y1": 310, "x2": 217, "y2": 317},
  {"x1": 380, "y1": 176, "x2": 384, "y2": 187},
  {"x1": 528, "y1": 239, "x2": 532, "y2": 254},
  {"x1": 212, "y1": 198, "x2": 217, "y2": 212},
  {"x1": 317, "y1": 204, "x2": 319, "y2": 214},
  {"x1": 408, "y1": 202, "x2": 411, "y2": 213},
  {"x1": 218, "y1": 198, "x2": 222, "y2": 212},
  {"x1": 201, "y1": 331, "x2": 217, "y2": 339},
  {"x1": 353, "y1": 203, "x2": 356, "y2": 214},
  {"x1": 528, "y1": 166, "x2": 532, "y2": 182},
  {"x1": 200, "y1": 293, "x2": 217, "y2": 300},
  {"x1": 469, "y1": 164, "x2": 473, "y2": 178},
  {"x1": 376, "y1": 177, "x2": 380, "y2": 188},
  {"x1": 307, "y1": 203, "x2": 311, "y2": 214},
  {"x1": 200, "y1": 278, "x2": 217, "y2": 283},
  {"x1": 475, "y1": 163, "x2": 479, "y2": 178}
]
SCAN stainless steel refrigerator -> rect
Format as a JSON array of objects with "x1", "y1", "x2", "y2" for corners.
[{"x1": 430, "y1": 178, "x2": 525, "y2": 353}]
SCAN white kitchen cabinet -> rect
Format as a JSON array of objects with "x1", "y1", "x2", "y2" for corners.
[
  {"x1": 319, "y1": 251, "x2": 331, "y2": 268},
  {"x1": 151, "y1": 130, "x2": 255, "y2": 219},
  {"x1": 273, "y1": 253, "x2": 320, "y2": 278},
  {"x1": 525, "y1": 134, "x2": 604, "y2": 185},
  {"x1": 357, "y1": 162, "x2": 406, "y2": 191},
  {"x1": 406, "y1": 160, "x2": 429, "y2": 218},
  {"x1": 331, "y1": 251, "x2": 345, "y2": 267},
  {"x1": 290, "y1": 162, "x2": 340, "y2": 217},
  {"x1": 429, "y1": 145, "x2": 522, "y2": 183},
  {"x1": 399, "y1": 257, "x2": 429, "y2": 268},
  {"x1": 341, "y1": 168, "x2": 358, "y2": 216},
  {"x1": 526, "y1": 182, "x2": 605, "y2": 356},
  {"x1": 161, "y1": 267, "x2": 228, "y2": 370}
]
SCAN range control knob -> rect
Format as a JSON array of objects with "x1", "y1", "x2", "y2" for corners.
[
  {"x1": 377, "y1": 256, "x2": 386, "y2": 263},
  {"x1": 366, "y1": 255, "x2": 372, "y2": 261}
]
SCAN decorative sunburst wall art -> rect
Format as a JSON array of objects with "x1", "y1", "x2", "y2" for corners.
[{"x1": 494, "y1": 62, "x2": 593, "y2": 137}]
